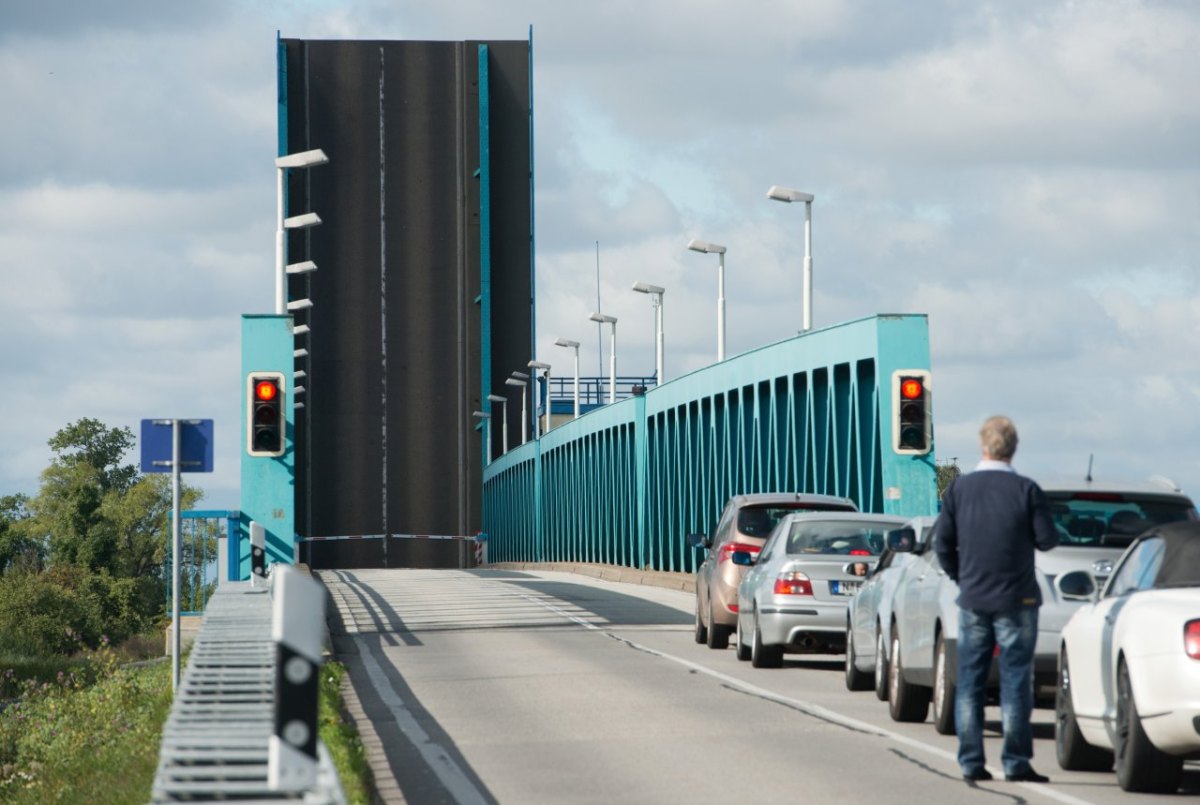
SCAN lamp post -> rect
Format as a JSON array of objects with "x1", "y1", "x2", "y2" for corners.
[
  {"x1": 687, "y1": 239, "x2": 728, "y2": 361},
  {"x1": 589, "y1": 313, "x2": 618, "y2": 403},
  {"x1": 528, "y1": 361, "x2": 551, "y2": 437},
  {"x1": 507, "y1": 373, "x2": 529, "y2": 444},
  {"x1": 631, "y1": 281, "x2": 665, "y2": 385},
  {"x1": 472, "y1": 411, "x2": 492, "y2": 463},
  {"x1": 487, "y1": 393, "x2": 507, "y2": 453},
  {"x1": 767, "y1": 185, "x2": 815, "y2": 331},
  {"x1": 274, "y1": 149, "x2": 328, "y2": 316},
  {"x1": 554, "y1": 339, "x2": 581, "y2": 418}
]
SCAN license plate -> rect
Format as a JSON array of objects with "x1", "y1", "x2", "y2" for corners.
[{"x1": 830, "y1": 580, "x2": 861, "y2": 596}]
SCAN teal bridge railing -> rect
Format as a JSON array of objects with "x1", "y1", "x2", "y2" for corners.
[
  {"x1": 165, "y1": 509, "x2": 240, "y2": 615},
  {"x1": 481, "y1": 314, "x2": 938, "y2": 572}
]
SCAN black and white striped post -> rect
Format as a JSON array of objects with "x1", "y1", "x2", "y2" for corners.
[
  {"x1": 249, "y1": 521, "x2": 267, "y2": 588},
  {"x1": 268, "y1": 564, "x2": 325, "y2": 791}
]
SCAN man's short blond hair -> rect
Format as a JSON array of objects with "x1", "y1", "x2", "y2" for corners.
[{"x1": 980, "y1": 415, "x2": 1018, "y2": 461}]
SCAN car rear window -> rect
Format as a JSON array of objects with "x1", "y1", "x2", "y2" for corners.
[
  {"x1": 737, "y1": 503, "x2": 854, "y2": 538},
  {"x1": 1046, "y1": 492, "x2": 1197, "y2": 549},
  {"x1": 785, "y1": 520, "x2": 893, "y2": 556}
]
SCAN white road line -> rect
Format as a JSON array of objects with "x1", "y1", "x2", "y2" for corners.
[{"x1": 517, "y1": 591, "x2": 1097, "y2": 805}]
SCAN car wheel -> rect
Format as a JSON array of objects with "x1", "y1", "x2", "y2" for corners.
[
  {"x1": 693, "y1": 595, "x2": 708, "y2": 645},
  {"x1": 932, "y1": 633, "x2": 956, "y2": 735},
  {"x1": 845, "y1": 619, "x2": 872, "y2": 691},
  {"x1": 1114, "y1": 658, "x2": 1182, "y2": 793},
  {"x1": 888, "y1": 627, "x2": 931, "y2": 723},
  {"x1": 735, "y1": 612, "x2": 751, "y2": 661},
  {"x1": 706, "y1": 603, "x2": 731, "y2": 649},
  {"x1": 1055, "y1": 647, "x2": 1112, "y2": 771},
  {"x1": 874, "y1": 626, "x2": 889, "y2": 701},
  {"x1": 751, "y1": 609, "x2": 783, "y2": 668}
]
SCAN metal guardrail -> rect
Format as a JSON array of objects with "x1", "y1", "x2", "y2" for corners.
[
  {"x1": 151, "y1": 580, "x2": 344, "y2": 802},
  {"x1": 166, "y1": 510, "x2": 240, "y2": 616}
]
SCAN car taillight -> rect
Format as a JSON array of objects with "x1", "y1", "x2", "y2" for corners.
[
  {"x1": 1186, "y1": 620, "x2": 1200, "y2": 660},
  {"x1": 718, "y1": 542, "x2": 761, "y2": 564},
  {"x1": 773, "y1": 572, "x2": 813, "y2": 596},
  {"x1": 849, "y1": 549, "x2": 871, "y2": 556}
]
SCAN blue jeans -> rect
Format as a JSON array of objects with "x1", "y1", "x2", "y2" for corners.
[{"x1": 956, "y1": 606, "x2": 1038, "y2": 776}]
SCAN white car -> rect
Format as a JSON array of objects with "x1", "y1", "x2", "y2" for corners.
[{"x1": 1055, "y1": 521, "x2": 1200, "y2": 793}]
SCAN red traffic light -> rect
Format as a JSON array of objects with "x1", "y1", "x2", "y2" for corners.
[
  {"x1": 900, "y1": 378, "x2": 923, "y2": 400},
  {"x1": 255, "y1": 380, "x2": 279, "y2": 402}
]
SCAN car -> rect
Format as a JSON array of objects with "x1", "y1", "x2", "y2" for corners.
[
  {"x1": 687, "y1": 493, "x2": 857, "y2": 650},
  {"x1": 1054, "y1": 521, "x2": 1200, "y2": 793},
  {"x1": 731, "y1": 511, "x2": 907, "y2": 668},
  {"x1": 845, "y1": 516, "x2": 935, "y2": 698},
  {"x1": 880, "y1": 476, "x2": 1198, "y2": 734}
]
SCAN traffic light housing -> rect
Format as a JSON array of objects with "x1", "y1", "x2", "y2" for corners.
[
  {"x1": 247, "y1": 371, "x2": 286, "y2": 457},
  {"x1": 892, "y1": 369, "x2": 932, "y2": 455}
]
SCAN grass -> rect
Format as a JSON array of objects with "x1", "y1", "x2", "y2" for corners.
[{"x1": 0, "y1": 646, "x2": 374, "y2": 804}]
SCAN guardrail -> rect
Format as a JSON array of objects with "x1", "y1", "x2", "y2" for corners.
[{"x1": 165, "y1": 509, "x2": 240, "y2": 616}]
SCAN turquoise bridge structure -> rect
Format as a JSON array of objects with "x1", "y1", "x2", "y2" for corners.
[{"x1": 481, "y1": 313, "x2": 939, "y2": 572}]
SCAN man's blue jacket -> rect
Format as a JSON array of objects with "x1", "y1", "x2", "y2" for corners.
[{"x1": 934, "y1": 468, "x2": 1059, "y2": 612}]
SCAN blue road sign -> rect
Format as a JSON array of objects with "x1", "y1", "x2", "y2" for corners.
[{"x1": 141, "y1": 419, "x2": 214, "y2": 473}]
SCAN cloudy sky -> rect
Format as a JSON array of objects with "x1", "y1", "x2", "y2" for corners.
[{"x1": 2, "y1": 0, "x2": 1198, "y2": 511}]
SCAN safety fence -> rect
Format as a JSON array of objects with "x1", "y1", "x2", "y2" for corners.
[
  {"x1": 482, "y1": 315, "x2": 939, "y2": 573},
  {"x1": 166, "y1": 509, "x2": 240, "y2": 615}
]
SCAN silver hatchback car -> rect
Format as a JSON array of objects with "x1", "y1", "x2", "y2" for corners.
[{"x1": 732, "y1": 511, "x2": 907, "y2": 668}]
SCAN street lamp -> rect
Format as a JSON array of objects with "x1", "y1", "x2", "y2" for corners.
[
  {"x1": 472, "y1": 411, "x2": 492, "y2": 463},
  {"x1": 631, "y1": 281, "x2": 665, "y2": 386},
  {"x1": 507, "y1": 373, "x2": 529, "y2": 444},
  {"x1": 487, "y1": 393, "x2": 508, "y2": 453},
  {"x1": 589, "y1": 313, "x2": 618, "y2": 403},
  {"x1": 687, "y1": 239, "x2": 728, "y2": 361},
  {"x1": 528, "y1": 361, "x2": 551, "y2": 437},
  {"x1": 554, "y1": 338, "x2": 581, "y2": 418},
  {"x1": 274, "y1": 148, "x2": 328, "y2": 316},
  {"x1": 767, "y1": 185, "x2": 815, "y2": 332}
]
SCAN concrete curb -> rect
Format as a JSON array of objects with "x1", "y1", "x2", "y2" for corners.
[{"x1": 486, "y1": 561, "x2": 696, "y2": 594}]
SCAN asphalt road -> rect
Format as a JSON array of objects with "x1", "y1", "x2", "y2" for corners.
[{"x1": 318, "y1": 568, "x2": 1199, "y2": 804}]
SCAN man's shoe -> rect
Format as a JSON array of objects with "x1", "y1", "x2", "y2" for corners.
[
  {"x1": 963, "y1": 768, "x2": 993, "y2": 782},
  {"x1": 1005, "y1": 769, "x2": 1049, "y2": 783}
]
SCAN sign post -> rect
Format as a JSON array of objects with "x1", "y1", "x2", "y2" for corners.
[{"x1": 141, "y1": 418, "x2": 214, "y2": 691}]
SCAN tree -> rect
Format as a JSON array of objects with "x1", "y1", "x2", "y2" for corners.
[
  {"x1": 0, "y1": 494, "x2": 39, "y2": 577},
  {"x1": 47, "y1": 418, "x2": 137, "y2": 494},
  {"x1": 936, "y1": 459, "x2": 961, "y2": 498}
]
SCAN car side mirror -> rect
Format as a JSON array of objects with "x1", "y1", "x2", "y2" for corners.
[
  {"x1": 886, "y1": 527, "x2": 917, "y2": 553},
  {"x1": 686, "y1": 532, "x2": 711, "y2": 551},
  {"x1": 843, "y1": 560, "x2": 872, "y2": 578},
  {"x1": 730, "y1": 550, "x2": 756, "y2": 567},
  {"x1": 1056, "y1": 569, "x2": 1097, "y2": 601}
]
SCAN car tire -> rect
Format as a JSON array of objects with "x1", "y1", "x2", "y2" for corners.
[
  {"x1": 874, "y1": 626, "x2": 889, "y2": 701},
  {"x1": 845, "y1": 619, "x2": 872, "y2": 691},
  {"x1": 706, "y1": 603, "x2": 731, "y2": 649},
  {"x1": 751, "y1": 609, "x2": 783, "y2": 668},
  {"x1": 735, "y1": 614, "x2": 751, "y2": 661},
  {"x1": 1114, "y1": 658, "x2": 1182, "y2": 793},
  {"x1": 888, "y1": 627, "x2": 931, "y2": 723},
  {"x1": 1055, "y1": 648, "x2": 1112, "y2": 772},
  {"x1": 932, "y1": 633, "x2": 956, "y2": 735},
  {"x1": 693, "y1": 596, "x2": 708, "y2": 645}
]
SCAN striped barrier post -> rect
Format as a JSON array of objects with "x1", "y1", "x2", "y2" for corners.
[
  {"x1": 250, "y1": 521, "x2": 267, "y2": 587},
  {"x1": 268, "y1": 565, "x2": 325, "y2": 791}
]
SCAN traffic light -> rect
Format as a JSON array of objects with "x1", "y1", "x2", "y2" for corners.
[
  {"x1": 247, "y1": 372, "x2": 285, "y2": 457},
  {"x1": 892, "y1": 369, "x2": 931, "y2": 455}
]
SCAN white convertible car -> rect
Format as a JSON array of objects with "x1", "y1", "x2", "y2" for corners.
[{"x1": 1055, "y1": 521, "x2": 1200, "y2": 793}]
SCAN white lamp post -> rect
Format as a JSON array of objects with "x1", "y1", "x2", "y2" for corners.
[
  {"x1": 589, "y1": 313, "x2": 618, "y2": 403},
  {"x1": 687, "y1": 239, "x2": 728, "y2": 361},
  {"x1": 487, "y1": 393, "x2": 507, "y2": 453},
  {"x1": 631, "y1": 281, "x2": 665, "y2": 385},
  {"x1": 767, "y1": 185, "x2": 815, "y2": 331},
  {"x1": 554, "y1": 338, "x2": 581, "y2": 418},
  {"x1": 472, "y1": 411, "x2": 492, "y2": 463},
  {"x1": 274, "y1": 149, "x2": 328, "y2": 316},
  {"x1": 528, "y1": 361, "x2": 551, "y2": 437},
  {"x1": 507, "y1": 373, "x2": 529, "y2": 444}
]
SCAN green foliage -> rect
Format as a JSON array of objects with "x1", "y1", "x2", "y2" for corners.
[
  {"x1": 46, "y1": 418, "x2": 138, "y2": 494},
  {"x1": 0, "y1": 645, "x2": 171, "y2": 802},
  {"x1": 320, "y1": 661, "x2": 374, "y2": 804},
  {"x1": 0, "y1": 494, "x2": 39, "y2": 578},
  {"x1": 936, "y1": 459, "x2": 961, "y2": 498}
]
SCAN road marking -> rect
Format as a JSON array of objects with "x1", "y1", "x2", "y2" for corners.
[
  {"x1": 353, "y1": 634, "x2": 489, "y2": 805},
  {"x1": 517, "y1": 591, "x2": 1096, "y2": 805}
]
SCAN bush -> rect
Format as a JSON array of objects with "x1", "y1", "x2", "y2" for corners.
[{"x1": 0, "y1": 570, "x2": 102, "y2": 656}]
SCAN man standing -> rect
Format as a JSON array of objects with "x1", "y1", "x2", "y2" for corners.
[{"x1": 935, "y1": 415, "x2": 1058, "y2": 783}]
